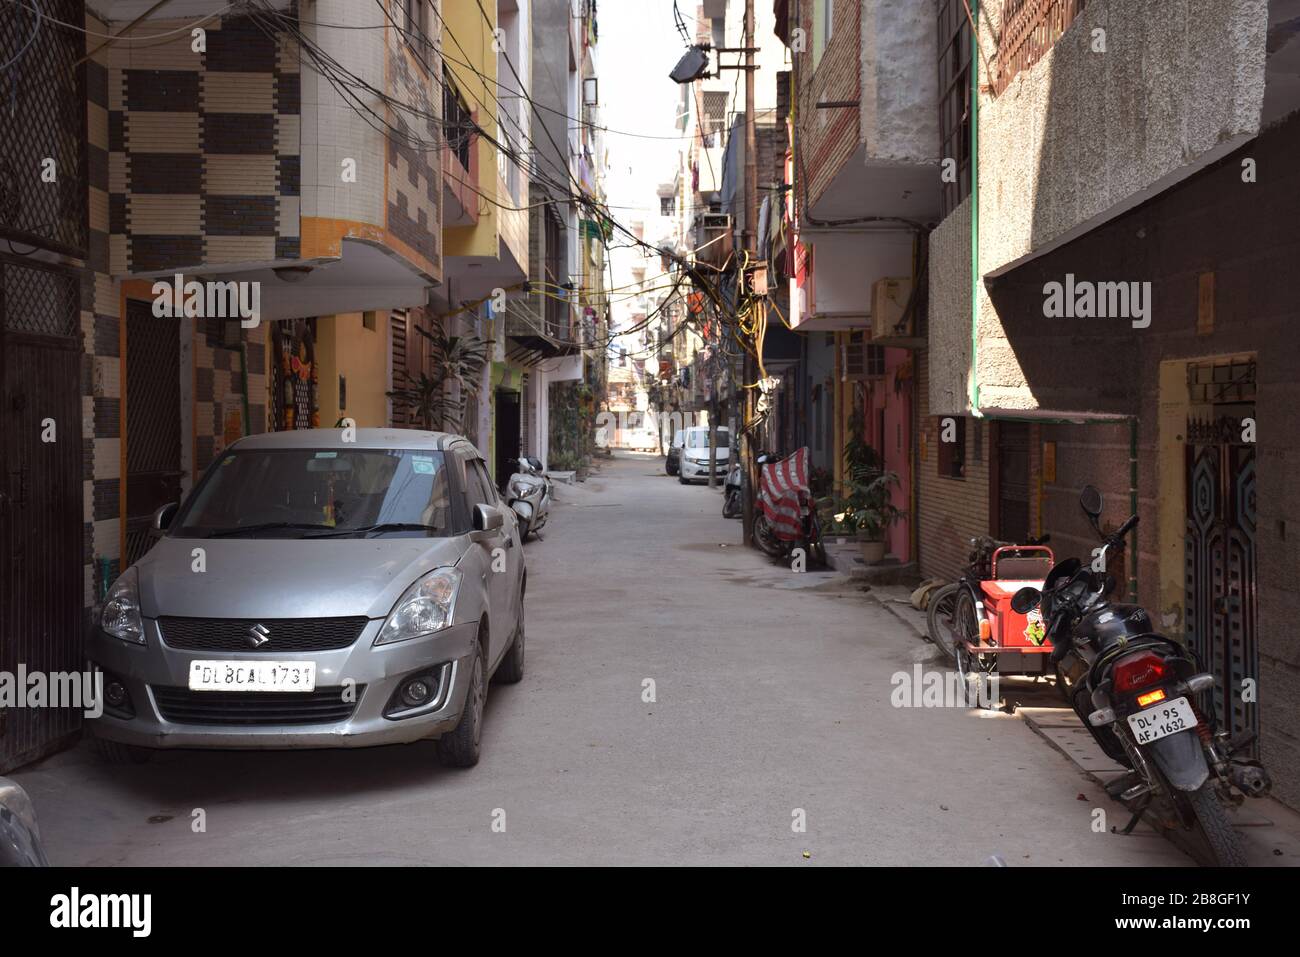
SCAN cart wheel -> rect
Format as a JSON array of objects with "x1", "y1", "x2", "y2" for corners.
[{"x1": 953, "y1": 587, "x2": 997, "y2": 709}]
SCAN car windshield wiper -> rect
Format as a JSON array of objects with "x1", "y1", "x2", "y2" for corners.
[
  {"x1": 203, "y1": 522, "x2": 338, "y2": 539},
  {"x1": 301, "y1": 523, "x2": 443, "y2": 539}
]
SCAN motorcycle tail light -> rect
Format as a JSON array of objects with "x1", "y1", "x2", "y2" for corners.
[
  {"x1": 1136, "y1": 688, "x2": 1167, "y2": 708},
  {"x1": 1113, "y1": 650, "x2": 1167, "y2": 694}
]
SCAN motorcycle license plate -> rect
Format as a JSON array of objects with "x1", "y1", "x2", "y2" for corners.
[{"x1": 1126, "y1": 695, "x2": 1197, "y2": 745}]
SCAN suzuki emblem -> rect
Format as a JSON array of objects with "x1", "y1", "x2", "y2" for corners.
[{"x1": 247, "y1": 623, "x2": 271, "y2": 648}]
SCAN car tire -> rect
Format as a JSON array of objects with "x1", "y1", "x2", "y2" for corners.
[
  {"x1": 494, "y1": 591, "x2": 525, "y2": 685},
  {"x1": 437, "y1": 636, "x2": 486, "y2": 768},
  {"x1": 88, "y1": 730, "x2": 152, "y2": 765}
]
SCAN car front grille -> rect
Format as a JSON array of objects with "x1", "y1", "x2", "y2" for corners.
[
  {"x1": 151, "y1": 686, "x2": 364, "y2": 726},
  {"x1": 157, "y1": 616, "x2": 368, "y2": 653}
]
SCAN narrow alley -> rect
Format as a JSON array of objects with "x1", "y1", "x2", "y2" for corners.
[{"x1": 13, "y1": 453, "x2": 1191, "y2": 867}]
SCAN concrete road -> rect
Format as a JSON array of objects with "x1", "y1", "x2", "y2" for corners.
[{"x1": 13, "y1": 452, "x2": 1191, "y2": 865}]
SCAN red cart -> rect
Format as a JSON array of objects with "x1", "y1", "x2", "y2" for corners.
[{"x1": 929, "y1": 541, "x2": 1056, "y2": 706}]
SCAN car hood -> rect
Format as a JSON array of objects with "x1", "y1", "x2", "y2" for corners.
[{"x1": 134, "y1": 535, "x2": 468, "y2": 620}]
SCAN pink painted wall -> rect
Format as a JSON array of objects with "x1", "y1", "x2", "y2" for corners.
[{"x1": 861, "y1": 349, "x2": 912, "y2": 562}]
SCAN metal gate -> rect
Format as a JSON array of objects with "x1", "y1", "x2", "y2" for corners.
[
  {"x1": 1184, "y1": 359, "x2": 1257, "y2": 752},
  {"x1": 271, "y1": 318, "x2": 318, "y2": 430},
  {"x1": 0, "y1": 256, "x2": 85, "y2": 771},
  {"x1": 123, "y1": 299, "x2": 183, "y2": 567}
]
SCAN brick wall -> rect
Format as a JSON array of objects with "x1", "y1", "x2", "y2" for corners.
[
  {"x1": 792, "y1": 0, "x2": 860, "y2": 213},
  {"x1": 916, "y1": 349, "x2": 990, "y2": 583}
]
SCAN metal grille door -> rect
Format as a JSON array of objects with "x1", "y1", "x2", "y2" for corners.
[
  {"x1": 0, "y1": 257, "x2": 84, "y2": 771},
  {"x1": 124, "y1": 299, "x2": 182, "y2": 567}
]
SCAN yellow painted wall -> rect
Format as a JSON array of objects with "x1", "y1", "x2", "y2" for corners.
[
  {"x1": 315, "y1": 313, "x2": 389, "y2": 428},
  {"x1": 443, "y1": 1, "x2": 501, "y2": 261}
]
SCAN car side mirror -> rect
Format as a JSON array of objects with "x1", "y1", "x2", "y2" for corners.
[
  {"x1": 469, "y1": 503, "x2": 504, "y2": 543},
  {"x1": 150, "y1": 502, "x2": 179, "y2": 537},
  {"x1": 1011, "y1": 586, "x2": 1042, "y2": 614}
]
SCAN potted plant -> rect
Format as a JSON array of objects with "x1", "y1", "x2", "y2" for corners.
[{"x1": 842, "y1": 466, "x2": 903, "y2": 564}]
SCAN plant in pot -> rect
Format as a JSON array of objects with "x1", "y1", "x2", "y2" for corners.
[{"x1": 843, "y1": 466, "x2": 903, "y2": 564}]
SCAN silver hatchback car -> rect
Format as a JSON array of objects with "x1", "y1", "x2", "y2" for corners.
[{"x1": 88, "y1": 429, "x2": 526, "y2": 768}]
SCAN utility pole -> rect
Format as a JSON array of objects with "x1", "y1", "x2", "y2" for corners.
[{"x1": 740, "y1": 0, "x2": 758, "y2": 545}]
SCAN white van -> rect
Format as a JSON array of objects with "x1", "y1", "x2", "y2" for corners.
[{"x1": 676, "y1": 426, "x2": 731, "y2": 484}]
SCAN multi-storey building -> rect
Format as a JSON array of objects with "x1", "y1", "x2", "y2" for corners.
[
  {"x1": 925, "y1": 0, "x2": 1300, "y2": 806},
  {"x1": 0, "y1": 0, "x2": 444, "y2": 770}
]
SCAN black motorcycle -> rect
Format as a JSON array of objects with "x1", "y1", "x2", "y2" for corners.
[{"x1": 1009, "y1": 486, "x2": 1270, "y2": 867}]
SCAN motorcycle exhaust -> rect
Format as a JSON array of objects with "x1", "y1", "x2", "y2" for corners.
[{"x1": 1229, "y1": 763, "x2": 1271, "y2": 797}]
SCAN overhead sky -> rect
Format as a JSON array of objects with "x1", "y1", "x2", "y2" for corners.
[{"x1": 598, "y1": 1, "x2": 699, "y2": 356}]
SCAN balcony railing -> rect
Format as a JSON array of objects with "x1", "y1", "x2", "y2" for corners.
[{"x1": 993, "y1": 0, "x2": 1087, "y2": 95}]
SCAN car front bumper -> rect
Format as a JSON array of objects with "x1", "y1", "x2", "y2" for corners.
[
  {"x1": 681, "y1": 459, "x2": 729, "y2": 479},
  {"x1": 86, "y1": 618, "x2": 480, "y2": 750}
]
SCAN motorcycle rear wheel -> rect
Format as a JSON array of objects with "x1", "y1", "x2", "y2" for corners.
[
  {"x1": 752, "y1": 513, "x2": 785, "y2": 558},
  {"x1": 1179, "y1": 784, "x2": 1247, "y2": 867}
]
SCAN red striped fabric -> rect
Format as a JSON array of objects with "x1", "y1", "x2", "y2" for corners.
[{"x1": 758, "y1": 447, "x2": 810, "y2": 541}]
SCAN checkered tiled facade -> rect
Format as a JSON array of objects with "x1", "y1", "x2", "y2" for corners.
[{"x1": 80, "y1": 10, "x2": 296, "y2": 607}]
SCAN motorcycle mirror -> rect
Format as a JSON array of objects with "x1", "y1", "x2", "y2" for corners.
[
  {"x1": 1010, "y1": 586, "x2": 1042, "y2": 615},
  {"x1": 1080, "y1": 484, "x2": 1104, "y2": 520}
]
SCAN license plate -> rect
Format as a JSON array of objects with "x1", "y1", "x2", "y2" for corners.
[
  {"x1": 1126, "y1": 695, "x2": 1197, "y2": 744},
  {"x1": 188, "y1": 660, "x2": 317, "y2": 692}
]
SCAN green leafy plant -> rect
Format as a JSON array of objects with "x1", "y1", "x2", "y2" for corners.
[
  {"x1": 842, "y1": 467, "x2": 904, "y2": 541},
  {"x1": 387, "y1": 324, "x2": 488, "y2": 432}
]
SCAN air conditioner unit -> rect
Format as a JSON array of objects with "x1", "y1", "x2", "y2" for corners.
[{"x1": 871, "y1": 277, "x2": 913, "y2": 340}]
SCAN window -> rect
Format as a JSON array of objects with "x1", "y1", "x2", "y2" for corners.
[
  {"x1": 443, "y1": 68, "x2": 474, "y2": 172},
  {"x1": 938, "y1": 417, "x2": 966, "y2": 479},
  {"x1": 813, "y1": 0, "x2": 834, "y2": 66},
  {"x1": 937, "y1": 0, "x2": 972, "y2": 218},
  {"x1": 660, "y1": 196, "x2": 674, "y2": 217},
  {"x1": 174, "y1": 448, "x2": 453, "y2": 537},
  {"x1": 471, "y1": 460, "x2": 499, "y2": 505},
  {"x1": 403, "y1": 0, "x2": 428, "y2": 43}
]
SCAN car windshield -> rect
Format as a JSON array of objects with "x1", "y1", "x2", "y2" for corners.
[
  {"x1": 686, "y1": 430, "x2": 729, "y2": 449},
  {"x1": 173, "y1": 448, "x2": 454, "y2": 539}
]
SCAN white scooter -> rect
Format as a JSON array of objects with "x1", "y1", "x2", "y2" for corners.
[{"x1": 506, "y1": 456, "x2": 552, "y2": 541}]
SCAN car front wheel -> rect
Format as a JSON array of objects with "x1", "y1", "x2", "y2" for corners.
[
  {"x1": 494, "y1": 591, "x2": 525, "y2": 685},
  {"x1": 437, "y1": 639, "x2": 486, "y2": 768}
]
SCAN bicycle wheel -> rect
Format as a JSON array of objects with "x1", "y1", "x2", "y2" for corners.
[{"x1": 926, "y1": 583, "x2": 961, "y2": 661}]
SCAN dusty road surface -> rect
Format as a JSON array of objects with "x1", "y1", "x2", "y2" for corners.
[{"x1": 14, "y1": 452, "x2": 1191, "y2": 865}]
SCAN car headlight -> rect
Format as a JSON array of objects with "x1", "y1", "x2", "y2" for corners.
[
  {"x1": 375, "y1": 568, "x2": 462, "y2": 646},
  {"x1": 101, "y1": 567, "x2": 145, "y2": 644}
]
